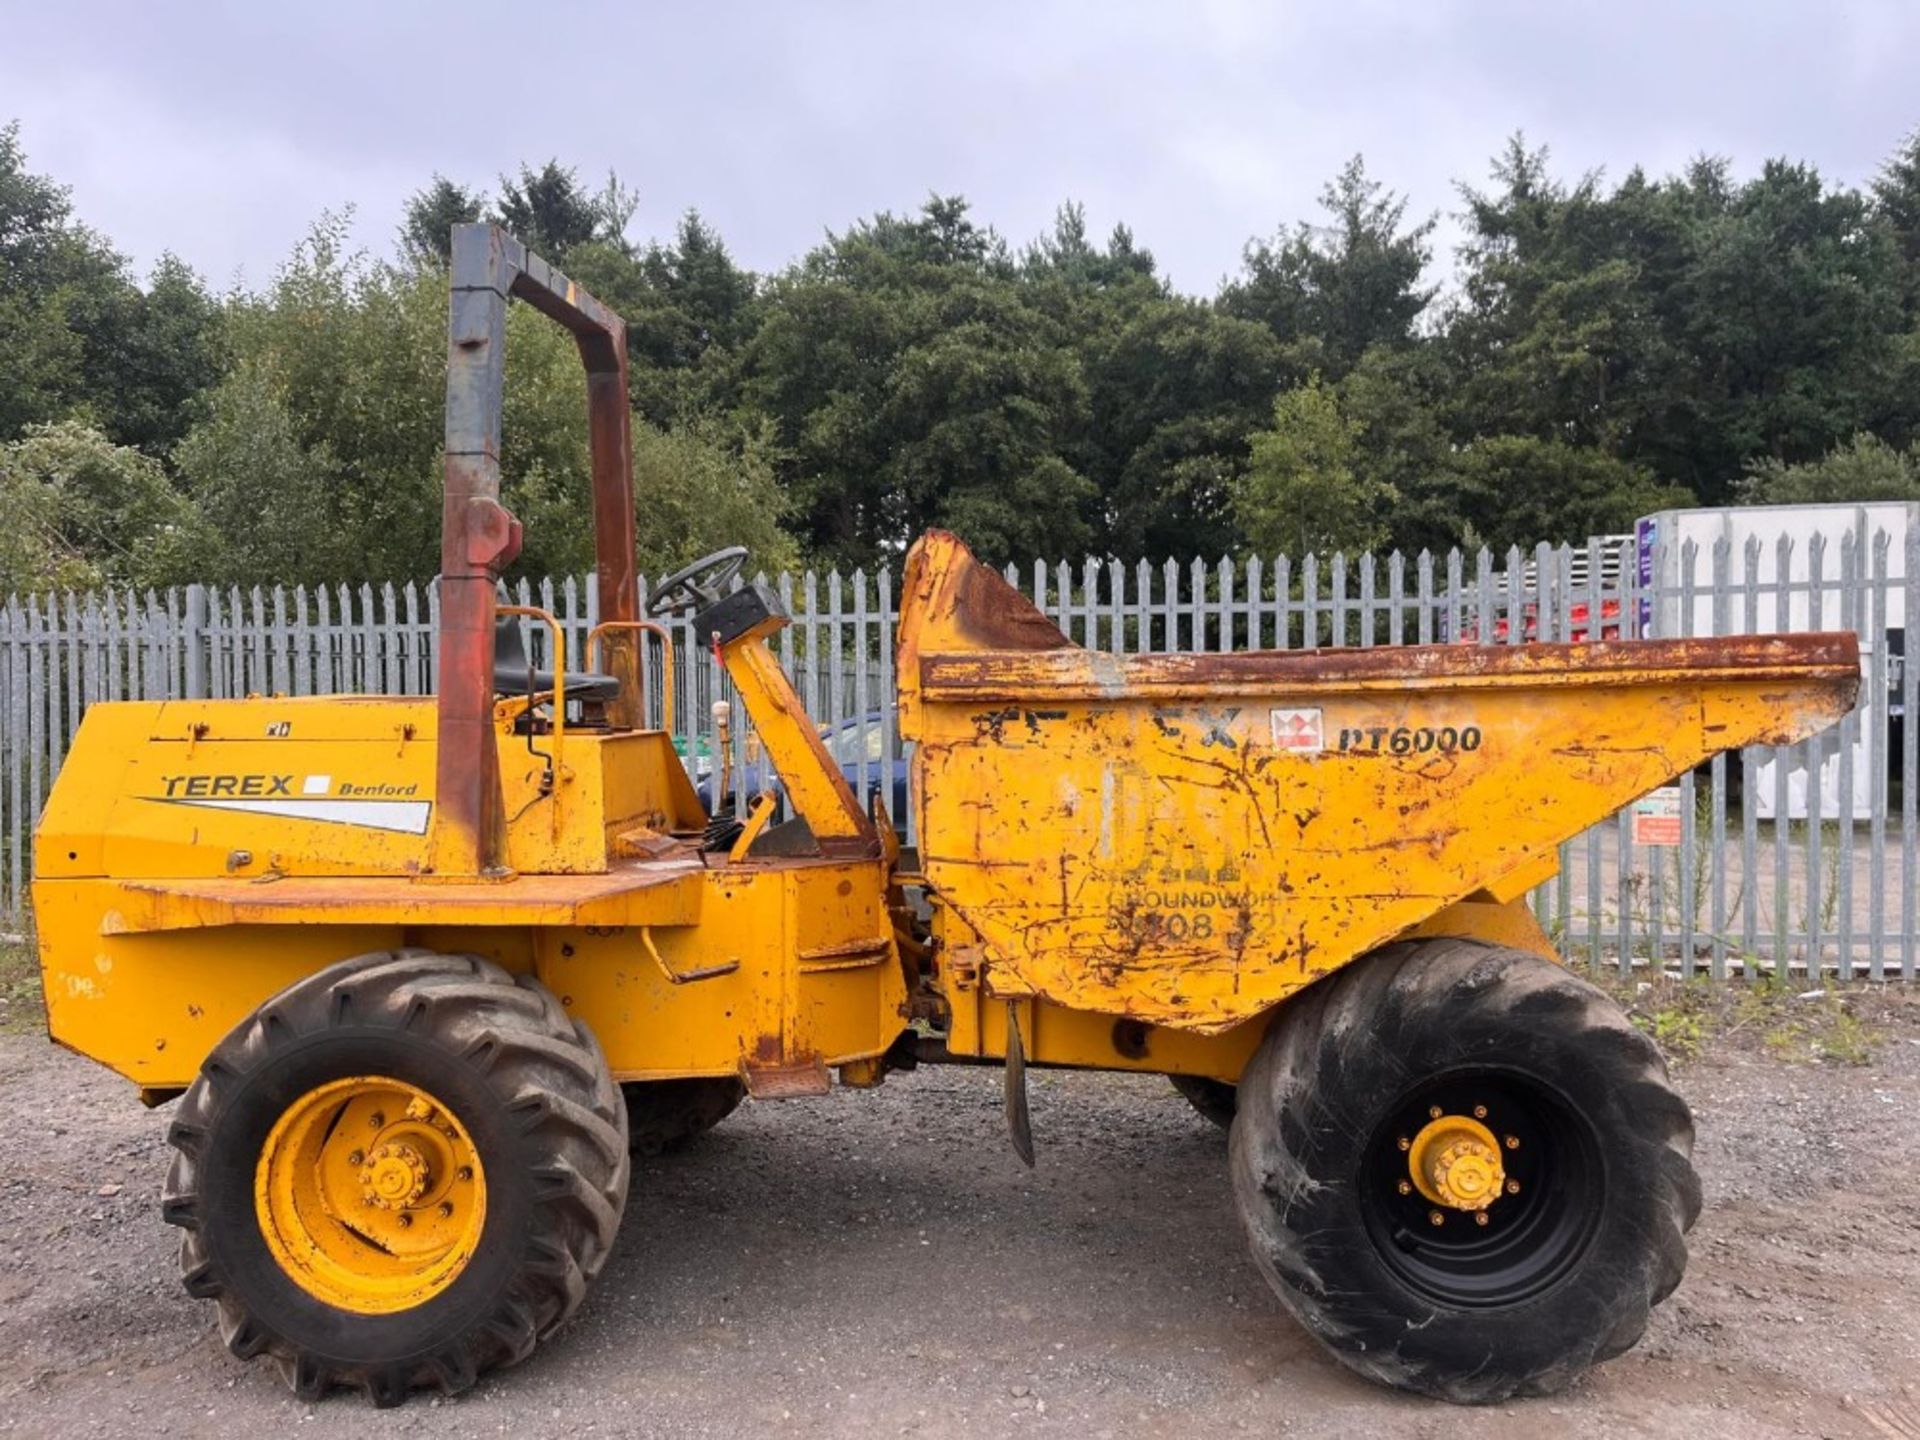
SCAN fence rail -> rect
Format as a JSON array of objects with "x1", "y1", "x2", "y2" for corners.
[{"x1": 4, "y1": 531, "x2": 1915, "y2": 980}]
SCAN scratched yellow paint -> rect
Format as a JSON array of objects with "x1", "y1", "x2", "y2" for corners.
[
  {"x1": 31, "y1": 651, "x2": 904, "y2": 1089},
  {"x1": 27, "y1": 528, "x2": 1860, "y2": 1094},
  {"x1": 897, "y1": 531, "x2": 1860, "y2": 1035}
]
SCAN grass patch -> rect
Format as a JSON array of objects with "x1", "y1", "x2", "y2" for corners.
[
  {"x1": 1604, "y1": 972, "x2": 1885, "y2": 1068},
  {"x1": 0, "y1": 937, "x2": 43, "y2": 1035}
]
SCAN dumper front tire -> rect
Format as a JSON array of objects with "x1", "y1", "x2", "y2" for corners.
[
  {"x1": 162, "y1": 949, "x2": 629, "y2": 1406},
  {"x1": 1229, "y1": 939, "x2": 1698, "y2": 1404}
]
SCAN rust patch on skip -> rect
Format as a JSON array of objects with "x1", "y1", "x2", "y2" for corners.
[{"x1": 920, "y1": 633, "x2": 1863, "y2": 704}]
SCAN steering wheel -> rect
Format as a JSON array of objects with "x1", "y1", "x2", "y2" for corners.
[{"x1": 645, "y1": 546, "x2": 749, "y2": 617}]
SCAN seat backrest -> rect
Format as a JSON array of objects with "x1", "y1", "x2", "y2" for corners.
[{"x1": 493, "y1": 615, "x2": 532, "y2": 693}]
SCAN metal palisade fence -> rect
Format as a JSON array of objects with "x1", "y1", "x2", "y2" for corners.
[{"x1": 2, "y1": 529, "x2": 1915, "y2": 980}]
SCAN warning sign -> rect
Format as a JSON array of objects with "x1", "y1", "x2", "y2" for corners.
[
  {"x1": 1270, "y1": 707, "x2": 1325, "y2": 753},
  {"x1": 1632, "y1": 786, "x2": 1684, "y2": 847}
]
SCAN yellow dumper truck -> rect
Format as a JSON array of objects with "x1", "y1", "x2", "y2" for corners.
[{"x1": 30, "y1": 226, "x2": 1859, "y2": 1406}]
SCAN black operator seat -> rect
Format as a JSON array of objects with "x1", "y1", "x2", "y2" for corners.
[{"x1": 491, "y1": 615, "x2": 622, "y2": 703}]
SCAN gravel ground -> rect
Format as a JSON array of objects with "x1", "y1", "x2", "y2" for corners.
[{"x1": 1, "y1": 992, "x2": 1917, "y2": 1440}]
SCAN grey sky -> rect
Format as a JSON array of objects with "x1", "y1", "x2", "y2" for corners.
[{"x1": 3, "y1": 1, "x2": 1915, "y2": 295}]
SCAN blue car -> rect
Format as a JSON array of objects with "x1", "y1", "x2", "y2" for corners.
[{"x1": 696, "y1": 712, "x2": 910, "y2": 830}]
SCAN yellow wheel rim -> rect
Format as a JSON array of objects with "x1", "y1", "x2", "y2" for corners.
[{"x1": 255, "y1": 1075, "x2": 487, "y2": 1314}]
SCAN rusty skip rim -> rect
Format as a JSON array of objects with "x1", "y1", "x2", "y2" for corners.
[{"x1": 915, "y1": 632, "x2": 1862, "y2": 704}]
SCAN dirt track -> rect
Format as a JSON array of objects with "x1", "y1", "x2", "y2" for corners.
[{"x1": 1, "y1": 991, "x2": 1917, "y2": 1440}]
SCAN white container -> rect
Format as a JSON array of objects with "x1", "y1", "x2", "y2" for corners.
[{"x1": 1633, "y1": 502, "x2": 1915, "y2": 820}]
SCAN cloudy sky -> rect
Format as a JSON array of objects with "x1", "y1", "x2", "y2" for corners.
[{"x1": 3, "y1": 1, "x2": 1915, "y2": 295}]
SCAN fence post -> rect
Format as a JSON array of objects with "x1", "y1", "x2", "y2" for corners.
[{"x1": 183, "y1": 585, "x2": 208, "y2": 700}]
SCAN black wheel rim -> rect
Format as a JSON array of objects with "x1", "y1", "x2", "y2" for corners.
[{"x1": 1359, "y1": 1069, "x2": 1603, "y2": 1309}]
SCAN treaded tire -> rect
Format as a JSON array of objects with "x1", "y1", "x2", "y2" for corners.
[
  {"x1": 1169, "y1": 1074, "x2": 1237, "y2": 1129},
  {"x1": 621, "y1": 1077, "x2": 746, "y2": 1156},
  {"x1": 162, "y1": 949, "x2": 629, "y2": 1406},
  {"x1": 1228, "y1": 939, "x2": 1699, "y2": 1403}
]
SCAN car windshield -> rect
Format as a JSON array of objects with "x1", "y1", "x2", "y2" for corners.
[{"x1": 822, "y1": 716, "x2": 896, "y2": 764}]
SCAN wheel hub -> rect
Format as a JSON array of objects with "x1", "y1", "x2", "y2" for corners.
[
  {"x1": 1408, "y1": 1112, "x2": 1505, "y2": 1211},
  {"x1": 360, "y1": 1142, "x2": 431, "y2": 1209}
]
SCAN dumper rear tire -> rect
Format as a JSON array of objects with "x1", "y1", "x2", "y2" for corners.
[
  {"x1": 161, "y1": 949, "x2": 629, "y2": 1406},
  {"x1": 621, "y1": 1078, "x2": 746, "y2": 1155},
  {"x1": 1229, "y1": 939, "x2": 1698, "y2": 1404}
]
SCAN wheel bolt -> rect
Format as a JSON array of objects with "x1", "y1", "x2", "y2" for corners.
[
  {"x1": 346, "y1": 1149, "x2": 364, "y2": 1166},
  {"x1": 457, "y1": 1166, "x2": 473, "y2": 1182},
  {"x1": 369, "y1": 1111, "x2": 385, "y2": 1128},
  {"x1": 439, "y1": 1202, "x2": 454, "y2": 1219},
  {"x1": 1397, "y1": 1136, "x2": 1411, "y2": 1151},
  {"x1": 1472, "y1": 1105, "x2": 1488, "y2": 1119},
  {"x1": 1504, "y1": 1134, "x2": 1519, "y2": 1150},
  {"x1": 396, "y1": 1213, "x2": 412, "y2": 1228},
  {"x1": 1428, "y1": 1210, "x2": 1445, "y2": 1227},
  {"x1": 1474, "y1": 1212, "x2": 1490, "y2": 1227},
  {"x1": 1506, "y1": 1179, "x2": 1521, "y2": 1195},
  {"x1": 1428, "y1": 1106, "x2": 1443, "y2": 1120},
  {"x1": 1396, "y1": 1180, "x2": 1412, "y2": 1196}
]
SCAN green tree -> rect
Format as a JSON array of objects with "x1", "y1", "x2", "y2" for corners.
[
  {"x1": 78, "y1": 254, "x2": 225, "y2": 454},
  {"x1": 1874, "y1": 129, "x2": 1920, "y2": 279},
  {"x1": 0, "y1": 123, "x2": 223, "y2": 453},
  {"x1": 1680, "y1": 159, "x2": 1906, "y2": 478},
  {"x1": 1232, "y1": 376, "x2": 1395, "y2": 556},
  {"x1": 1072, "y1": 295, "x2": 1283, "y2": 559},
  {"x1": 399, "y1": 176, "x2": 487, "y2": 267},
  {"x1": 1446, "y1": 139, "x2": 1675, "y2": 460},
  {"x1": 495, "y1": 161, "x2": 636, "y2": 258},
  {"x1": 1019, "y1": 204, "x2": 1283, "y2": 559},
  {"x1": 0, "y1": 421, "x2": 205, "y2": 593},
  {"x1": 1223, "y1": 155, "x2": 1436, "y2": 376},
  {"x1": 745, "y1": 196, "x2": 1092, "y2": 568},
  {"x1": 567, "y1": 211, "x2": 760, "y2": 423},
  {"x1": 1335, "y1": 344, "x2": 1464, "y2": 555},
  {"x1": 1451, "y1": 435, "x2": 1689, "y2": 553},
  {"x1": 1739, "y1": 432, "x2": 1920, "y2": 504},
  {"x1": 1447, "y1": 139, "x2": 1908, "y2": 511},
  {"x1": 172, "y1": 359, "x2": 352, "y2": 585},
  {"x1": 1870, "y1": 130, "x2": 1920, "y2": 447},
  {"x1": 170, "y1": 214, "x2": 799, "y2": 586},
  {"x1": 0, "y1": 122, "x2": 124, "y2": 441}
]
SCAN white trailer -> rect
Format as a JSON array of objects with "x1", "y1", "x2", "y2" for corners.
[{"x1": 1634, "y1": 502, "x2": 1914, "y2": 820}]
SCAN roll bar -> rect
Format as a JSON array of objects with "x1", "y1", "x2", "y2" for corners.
[{"x1": 430, "y1": 224, "x2": 638, "y2": 878}]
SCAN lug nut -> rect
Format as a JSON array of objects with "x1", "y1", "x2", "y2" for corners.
[
  {"x1": 1396, "y1": 1136, "x2": 1411, "y2": 1151},
  {"x1": 347, "y1": 1149, "x2": 364, "y2": 1166},
  {"x1": 1428, "y1": 1106, "x2": 1443, "y2": 1120},
  {"x1": 457, "y1": 1166, "x2": 473, "y2": 1182},
  {"x1": 1472, "y1": 1105, "x2": 1488, "y2": 1119},
  {"x1": 1474, "y1": 1212, "x2": 1490, "y2": 1227},
  {"x1": 369, "y1": 1111, "x2": 385, "y2": 1129},
  {"x1": 1504, "y1": 1134, "x2": 1519, "y2": 1150},
  {"x1": 1428, "y1": 1210, "x2": 1445, "y2": 1227},
  {"x1": 438, "y1": 1202, "x2": 454, "y2": 1218},
  {"x1": 1506, "y1": 1179, "x2": 1521, "y2": 1195},
  {"x1": 396, "y1": 1213, "x2": 412, "y2": 1228},
  {"x1": 1396, "y1": 1180, "x2": 1412, "y2": 1196}
]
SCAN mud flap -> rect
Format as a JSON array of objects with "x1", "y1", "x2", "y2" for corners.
[{"x1": 1004, "y1": 1002, "x2": 1035, "y2": 1168}]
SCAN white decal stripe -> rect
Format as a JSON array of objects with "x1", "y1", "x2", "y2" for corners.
[{"x1": 156, "y1": 797, "x2": 432, "y2": 835}]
